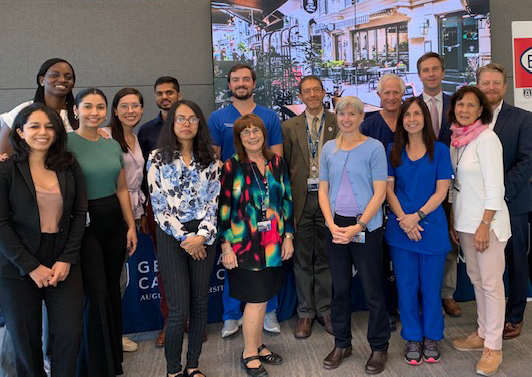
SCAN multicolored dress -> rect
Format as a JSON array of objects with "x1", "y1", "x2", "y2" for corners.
[{"x1": 219, "y1": 153, "x2": 294, "y2": 302}]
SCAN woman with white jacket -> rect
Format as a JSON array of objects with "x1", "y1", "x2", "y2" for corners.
[{"x1": 448, "y1": 86, "x2": 510, "y2": 377}]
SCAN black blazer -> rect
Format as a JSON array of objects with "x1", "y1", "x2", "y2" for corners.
[
  {"x1": 0, "y1": 158, "x2": 87, "y2": 279},
  {"x1": 418, "y1": 93, "x2": 452, "y2": 146},
  {"x1": 493, "y1": 102, "x2": 532, "y2": 215}
]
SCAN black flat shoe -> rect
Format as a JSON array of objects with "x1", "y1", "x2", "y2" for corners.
[
  {"x1": 241, "y1": 353, "x2": 268, "y2": 376},
  {"x1": 258, "y1": 344, "x2": 283, "y2": 365}
]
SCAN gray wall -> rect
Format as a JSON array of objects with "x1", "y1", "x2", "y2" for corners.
[
  {"x1": 485, "y1": 0, "x2": 530, "y2": 104},
  {"x1": 0, "y1": 0, "x2": 214, "y2": 122},
  {"x1": 0, "y1": 0, "x2": 530, "y2": 116}
]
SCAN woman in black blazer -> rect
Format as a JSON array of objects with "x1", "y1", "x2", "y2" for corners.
[{"x1": 0, "y1": 103, "x2": 87, "y2": 377}]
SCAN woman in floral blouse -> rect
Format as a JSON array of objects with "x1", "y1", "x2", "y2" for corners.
[
  {"x1": 147, "y1": 100, "x2": 221, "y2": 377},
  {"x1": 219, "y1": 113, "x2": 294, "y2": 377}
]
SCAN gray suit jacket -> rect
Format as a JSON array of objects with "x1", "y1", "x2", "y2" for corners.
[{"x1": 281, "y1": 110, "x2": 337, "y2": 223}]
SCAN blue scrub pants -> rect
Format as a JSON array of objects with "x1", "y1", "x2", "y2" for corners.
[
  {"x1": 222, "y1": 274, "x2": 278, "y2": 321},
  {"x1": 390, "y1": 247, "x2": 447, "y2": 342}
]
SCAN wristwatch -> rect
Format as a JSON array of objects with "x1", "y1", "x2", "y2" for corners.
[
  {"x1": 284, "y1": 233, "x2": 294, "y2": 239},
  {"x1": 416, "y1": 210, "x2": 426, "y2": 220}
]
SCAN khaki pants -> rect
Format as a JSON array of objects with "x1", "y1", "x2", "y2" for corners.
[{"x1": 459, "y1": 231, "x2": 506, "y2": 350}]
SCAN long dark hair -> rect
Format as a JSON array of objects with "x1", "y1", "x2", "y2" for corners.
[
  {"x1": 34, "y1": 58, "x2": 78, "y2": 130},
  {"x1": 110, "y1": 88, "x2": 144, "y2": 152},
  {"x1": 156, "y1": 100, "x2": 215, "y2": 168},
  {"x1": 10, "y1": 103, "x2": 74, "y2": 170},
  {"x1": 390, "y1": 97, "x2": 435, "y2": 168}
]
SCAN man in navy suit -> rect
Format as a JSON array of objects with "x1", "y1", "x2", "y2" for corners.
[
  {"x1": 416, "y1": 52, "x2": 461, "y2": 317},
  {"x1": 477, "y1": 63, "x2": 532, "y2": 340}
]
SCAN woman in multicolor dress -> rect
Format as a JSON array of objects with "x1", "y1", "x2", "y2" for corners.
[
  {"x1": 219, "y1": 113, "x2": 294, "y2": 377},
  {"x1": 147, "y1": 99, "x2": 221, "y2": 377}
]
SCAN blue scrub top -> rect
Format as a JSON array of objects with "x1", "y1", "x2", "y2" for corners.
[
  {"x1": 361, "y1": 112, "x2": 395, "y2": 148},
  {"x1": 208, "y1": 104, "x2": 283, "y2": 162},
  {"x1": 384, "y1": 141, "x2": 454, "y2": 254}
]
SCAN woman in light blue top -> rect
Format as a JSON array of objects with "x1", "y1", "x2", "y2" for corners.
[{"x1": 318, "y1": 96, "x2": 390, "y2": 374}]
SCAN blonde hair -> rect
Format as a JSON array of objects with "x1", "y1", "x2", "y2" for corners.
[{"x1": 334, "y1": 96, "x2": 365, "y2": 152}]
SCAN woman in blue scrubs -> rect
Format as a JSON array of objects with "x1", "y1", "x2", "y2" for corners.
[{"x1": 385, "y1": 97, "x2": 453, "y2": 365}]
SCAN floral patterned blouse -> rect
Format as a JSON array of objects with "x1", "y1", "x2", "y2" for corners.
[
  {"x1": 147, "y1": 150, "x2": 221, "y2": 245},
  {"x1": 219, "y1": 154, "x2": 295, "y2": 271}
]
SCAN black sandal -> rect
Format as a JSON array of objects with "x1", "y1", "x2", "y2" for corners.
[
  {"x1": 240, "y1": 353, "x2": 268, "y2": 376},
  {"x1": 258, "y1": 344, "x2": 283, "y2": 365},
  {"x1": 184, "y1": 370, "x2": 205, "y2": 377}
]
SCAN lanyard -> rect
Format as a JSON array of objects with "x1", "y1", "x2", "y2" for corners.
[
  {"x1": 250, "y1": 162, "x2": 269, "y2": 211},
  {"x1": 455, "y1": 144, "x2": 469, "y2": 171},
  {"x1": 305, "y1": 113, "x2": 325, "y2": 159}
]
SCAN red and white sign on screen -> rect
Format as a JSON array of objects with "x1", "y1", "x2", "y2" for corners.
[{"x1": 514, "y1": 38, "x2": 532, "y2": 88}]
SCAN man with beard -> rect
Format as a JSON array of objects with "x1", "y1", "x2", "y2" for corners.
[
  {"x1": 476, "y1": 63, "x2": 532, "y2": 340},
  {"x1": 208, "y1": 64, "x2": 284, "y2": 338},
  {"x1": 138, "y1": 76, "x2": 182, "y2": 348}
]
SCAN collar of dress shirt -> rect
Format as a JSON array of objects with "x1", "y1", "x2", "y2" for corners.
[
  {"x1": 488, "y1": 100, "x2": 504, "y2": 130},
  {"x1": 305, "y1": 105, "x2": 325, "y2": 126},
  {"x1": 422, "y1": 90, "x2": 443, "y2": 103}
]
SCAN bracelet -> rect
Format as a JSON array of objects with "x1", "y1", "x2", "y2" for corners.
[
  {"x1": 481, "y1": 219, "x2": 491, "y2": 225},
  {"x1": 357, "y1": 220, "x2": 367, "y2": 231},
  {"x1": 417, "y1": 210, "x2": 426, "y2": 220},
  {"x1": 284, "y1": 233, "x2": 294, "y2": 239},
  {"x1": 221, "y1": 249, "x2": 233, "y2": 256}
]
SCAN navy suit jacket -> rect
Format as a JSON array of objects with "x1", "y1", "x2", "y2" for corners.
[
  {"x1": 493, "y1": 102, "x2": 532, "y2": 215},
  {"x1": 418, "y1": 93, "x2": 452, "y2": 146}
]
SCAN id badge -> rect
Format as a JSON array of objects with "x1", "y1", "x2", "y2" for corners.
[
  {"x1": 307, "y1": 177, "x2": 319, "y2": 192},
  {"x1": 453, "y1": 178, "x2": 461, "y2": 192},
  {"x1": 257, "y1": 220, "x2": 272, "y2": 232},
  {"x1": 351, "y1": 232, "x2": 365, "y2": 243}
]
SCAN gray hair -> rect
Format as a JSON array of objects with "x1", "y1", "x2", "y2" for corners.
[
  {"x1": 335, "y1": 96, "x2": 364, "y2": 115},
  {"x1": 377, "y1": 74, "x2": 406, "y2": 94}
]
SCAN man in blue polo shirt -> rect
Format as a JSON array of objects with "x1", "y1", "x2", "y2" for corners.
[
  {"x1": 208, "y1": 64, "x2": 284, "y2": 338},
  {"x1": 138, "y1": 76, "x2": 182, "y2": 348}
]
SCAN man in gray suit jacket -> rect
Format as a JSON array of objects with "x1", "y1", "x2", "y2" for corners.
[{"x1": 282, "y1": 76, "x2": 337, "y2": 338}]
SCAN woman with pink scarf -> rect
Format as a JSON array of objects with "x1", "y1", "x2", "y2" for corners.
[{"x1": 448, "y1": 86, "x2": 510, "y2": 377}]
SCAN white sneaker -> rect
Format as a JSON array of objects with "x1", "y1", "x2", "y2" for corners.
[
  {"x1": 264, "y1": 310, "x2": 281, "y2": 333},
  {"x1": 221, "y1": 318, "x2": 242, "y2": 338},
  {"x1": 122, "y1": 336, "x2": 138, "y2": 352}
]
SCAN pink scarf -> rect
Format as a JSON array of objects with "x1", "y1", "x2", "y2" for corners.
[{"x1": 450, "y1": 119, "x2": 488, "y2": 148}]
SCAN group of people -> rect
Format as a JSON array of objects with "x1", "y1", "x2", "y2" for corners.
[{"x1": 0, "y1": 53, "x2": 530, "y2": 377}]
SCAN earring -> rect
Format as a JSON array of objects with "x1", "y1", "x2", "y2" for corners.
[{"x1": 74, "y1": 114, "x2": 79, "y2": 120}]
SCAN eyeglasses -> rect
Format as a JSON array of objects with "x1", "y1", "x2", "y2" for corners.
[
  {"x1": 175, "y1": 117, "x2": 200, "y2": 125},
  {"x1": 241, "y1": 128, "x2": 262, "y2": 137},
  {"x1": 117, "y1": 103, "x2": 142, "y2": 111}
]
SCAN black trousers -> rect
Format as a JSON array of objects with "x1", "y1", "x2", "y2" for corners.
[
  {"x1": 77, "y1": 195, "x2": 127, "y2": 377},
  {"x1": 505, "y1": 213, "x2": 529, "y2": 324},
  {"x1": 293, "y1": 191, "x2": 332, "y2": 318},
  {"x1": 0, "y1": 233, "x2": 83, "y2": 377},
  {"x1": 326, "y1": 214, "x2": 390, "y2": 350},
  {"x1": 156, "y1": 224, "x2": 216, "y2": 374}
]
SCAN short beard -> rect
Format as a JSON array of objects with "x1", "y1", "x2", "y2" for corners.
[{"x1": 232, "y1": 91, "x2": 253, "y2": 101}]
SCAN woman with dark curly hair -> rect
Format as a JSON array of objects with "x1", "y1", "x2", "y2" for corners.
[{"x1": 147, "y1": 100, "x2": 222, "y2": 377}]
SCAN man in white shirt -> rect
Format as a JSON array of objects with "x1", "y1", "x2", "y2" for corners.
[
  {"x1": 416, "y1": 52, "x2": 460, "y2": 317},
  {"x1": 477, "y1": 63, "x2": 532, "y2": 340}
]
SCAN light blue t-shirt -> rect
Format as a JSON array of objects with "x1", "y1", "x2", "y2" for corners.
[
  {"x1": 319, "y1": 137, "x2": 387, "y2": 231},
  {"x1": 208, "y1": 104, "x2": 283, "y2": 162}
]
